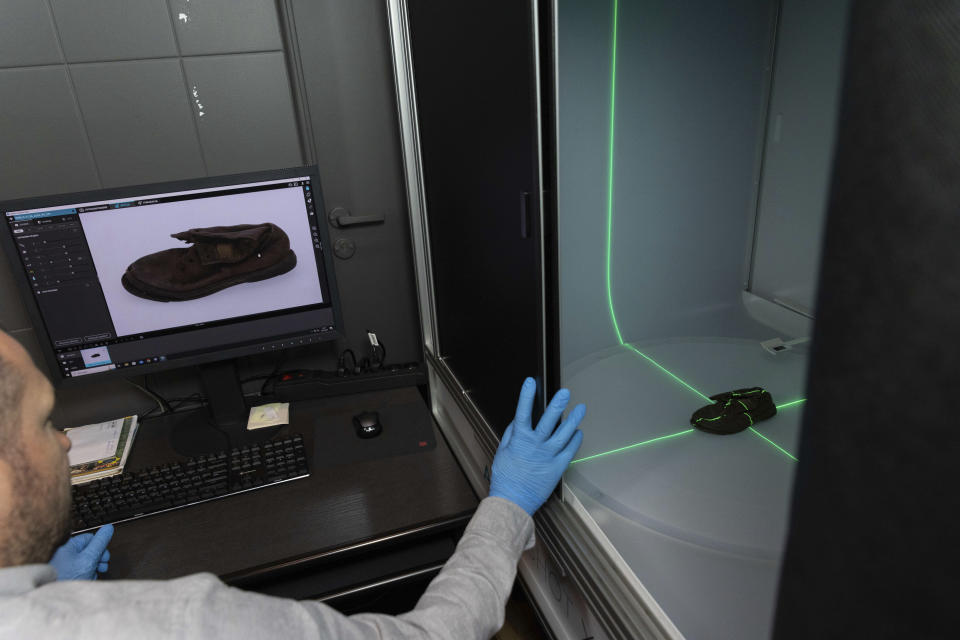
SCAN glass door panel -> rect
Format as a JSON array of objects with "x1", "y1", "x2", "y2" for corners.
[{"x1": 555, "y1": 1, "x2": 849, "y2": 638}]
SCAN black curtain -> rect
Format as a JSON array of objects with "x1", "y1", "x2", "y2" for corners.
[{"x1": 774, "y1": 2, "x2": 960, "y2": 637}]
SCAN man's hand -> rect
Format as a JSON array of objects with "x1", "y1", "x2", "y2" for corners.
[
  {"x1": 489, "y1": 378, "x2": 585, "y2": 515},
  {"x1": 49, "y1": 523, "x2": 114, "y2": 580}
]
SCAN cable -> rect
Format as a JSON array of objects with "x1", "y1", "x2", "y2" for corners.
[
  {"x1": 338, "y1": 348, "x2": 358, "y2": 375},
  {"x1": 145, "y1": 374, "x2": 176, "y2": 413},
  {"x1": 260, "y1": 353, "x2": 288, "y2": 396},
  {"x1": 243, "y1": 332, "x2": 405, "y2": 389},
  {"x1": 139, "y1": 392, "x2": 204, "y2": 421},
  {"x1": 169, "y1": 393, "x2": 205, "y2": 411},
  {"x1": 126, "y1": 379, "x2": 171, "y2": 415}
]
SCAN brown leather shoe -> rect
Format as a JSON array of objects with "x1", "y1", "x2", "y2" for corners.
[{"x1": 121, "y1": 223, "x2": 297, "y2": 301}]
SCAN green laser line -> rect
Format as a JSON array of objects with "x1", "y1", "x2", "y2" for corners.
[
  {"x1": 572, "y1": 429, "x2": 695, "y2": 464},
  {"x1": 775, "y1": 398, "x2": 806, "y2": 410},
  {"x1": 605, "y1": 0, "x2": 624, "y2": 345},
  {"x1": 602, "y1": 0, "x2": 710, "y2": 404},
  {"x1": 624, "y1": 344, "x2": 710, "y2": 401},
  {"x1": 748, "y1": 427, "x2": 798, "y2": 461},
  {"x1": 598, "y1": 0, "x2": 802, "y2": 463}
]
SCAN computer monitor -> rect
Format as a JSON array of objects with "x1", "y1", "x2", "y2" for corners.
[{"x1": 0, "y1": 166, "x2": 343, "y2": 453}]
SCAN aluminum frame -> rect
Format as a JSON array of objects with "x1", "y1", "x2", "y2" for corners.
[
  {"x1": 384, "y1": 1, "x2": 682, "y2": 637},
  {"x1": 384, "y1": 0, "x2": 439, "y2": 356}
]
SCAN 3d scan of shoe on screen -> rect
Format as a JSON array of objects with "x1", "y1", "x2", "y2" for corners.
[
  {"x1": 121, "y1": 223, "x2": 297, "y2": 302},
  {"x1": 690, "y1": 387, "x2": 776, "y2": 434}
]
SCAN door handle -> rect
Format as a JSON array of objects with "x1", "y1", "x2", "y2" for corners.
[
  {"x1": 520, "y1": 191, "x2": 531, "y2": 239},
  {"x1": 328, "y1": 206, "x2": 386, "y2": 228}
]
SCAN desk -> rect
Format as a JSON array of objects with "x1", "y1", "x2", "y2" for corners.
[{"x1": 104, "y1": 386, "x2": 479, "y2": 603}]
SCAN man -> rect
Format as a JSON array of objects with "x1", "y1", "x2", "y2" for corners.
[{"x1": 0, "y1": 329, "x2": 584, "y2": 639}]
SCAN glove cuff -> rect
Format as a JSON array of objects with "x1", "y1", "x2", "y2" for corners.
[{"x1": 489, "y1": 486, "x2": 542, "y2": 516}]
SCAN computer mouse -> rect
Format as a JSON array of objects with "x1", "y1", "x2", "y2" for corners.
[{"x1": 353, "y1": 411, "x2": 382, "y2": 439}]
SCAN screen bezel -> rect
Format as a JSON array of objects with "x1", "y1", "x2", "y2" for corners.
[{"x1": 0, "y1": 166, "x2": 344, "y2": 386}]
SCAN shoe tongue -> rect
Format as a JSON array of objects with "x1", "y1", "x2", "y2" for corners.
[{"x1": 172, "y1": 224, "x2": 271, "y2": 265}]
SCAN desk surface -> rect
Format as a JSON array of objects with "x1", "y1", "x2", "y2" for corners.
[{"x1": 105, "y1": 386, "x2": 479, "y2": 584}]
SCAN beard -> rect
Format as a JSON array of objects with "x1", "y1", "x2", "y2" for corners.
[{"x1": 7, "y1": 456, "x2": 72, "y2": 565}]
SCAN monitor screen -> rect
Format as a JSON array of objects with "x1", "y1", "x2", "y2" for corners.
[{"x1": 1, "y1": 167, "x2": 342, "y2": 383}]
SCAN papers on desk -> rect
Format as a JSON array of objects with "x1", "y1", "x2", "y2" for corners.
[
  {"x1": 65, "y1": 415, "x2": 139, "y2": 485},
  {"x1": 247, "y1": 402, "x2": 289, "y2": 430}
]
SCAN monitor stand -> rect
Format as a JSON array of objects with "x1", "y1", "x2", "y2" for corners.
[{"x1": 170, "y1": 359, "x2": 280, "y2": 457}]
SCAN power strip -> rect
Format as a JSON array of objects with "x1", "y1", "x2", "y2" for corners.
[{"x1": 269, "y1": 362, "x2": 424, "y2": 401}]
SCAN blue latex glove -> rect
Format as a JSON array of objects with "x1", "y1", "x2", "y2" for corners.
[
  {"x1": 489, "y1": 378, "x2": 585, "y2": 515},
  {"x1": 49, "y1": 524, "x2": 114, "y2": 580}
]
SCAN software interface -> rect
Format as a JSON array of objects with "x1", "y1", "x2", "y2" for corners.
[{"x1": 3, "y1": 176, "x2": 336, "y2": 380}]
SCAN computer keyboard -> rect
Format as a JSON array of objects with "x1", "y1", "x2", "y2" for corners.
[{"x1": 70, "y1": 434, "x2": 309, "y2": 534}]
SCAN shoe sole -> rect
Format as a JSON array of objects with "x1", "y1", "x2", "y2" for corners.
[{"x1": 121, "y1": 251, "x2": 297, "y2": 302}]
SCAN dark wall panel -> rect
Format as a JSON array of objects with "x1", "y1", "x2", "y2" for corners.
[{"x1": 290, "y1": 0, "x2": 422, "y2": 366}]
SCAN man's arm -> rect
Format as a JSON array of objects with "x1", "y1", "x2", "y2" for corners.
[
  {"x1": 182, "y1": 497, "x2": 532, "y2": 640},
  {"x1": 26, "y1": 379, "x2": 583, "y2": 640},
  {"x1": 309, "y1": 378, "x2": 583, "y2": 638},
  {"x1": 313, "y1": 498, "x2": 533, "y2": 639},
  {"x1": 193, "y1": 378, "x2": 583, "y2": 640}
]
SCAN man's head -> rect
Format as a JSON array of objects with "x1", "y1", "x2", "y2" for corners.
[{"x1": 0, "y1": 330, "x2": 72, "y2": 567}]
